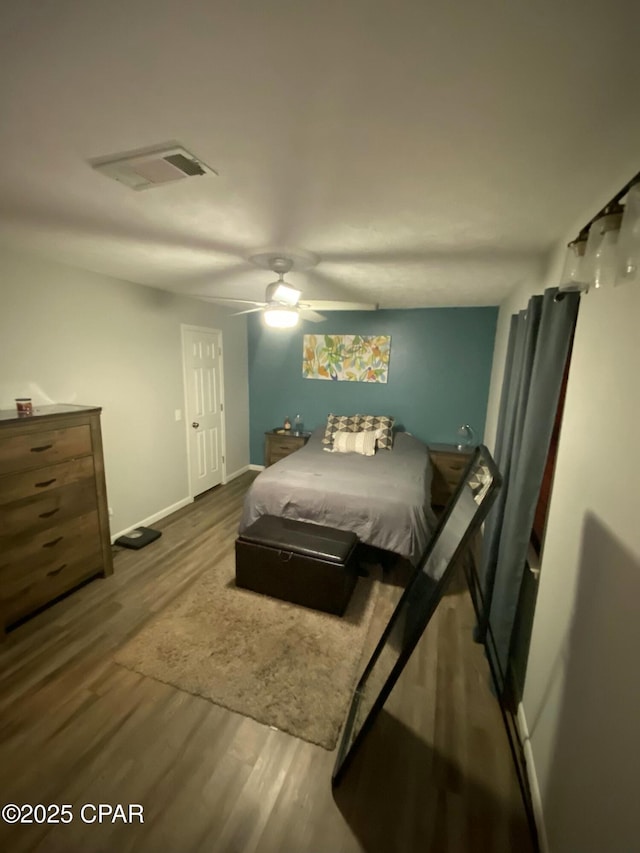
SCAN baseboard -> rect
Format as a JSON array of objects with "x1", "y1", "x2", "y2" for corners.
[
  {"x1": 224, "y1": 464, "x2": 250, "y2": 484},
  {"x1": 110, "y1": 496, "x2": 193, "y2": 543},
  {"x1": 249, "y1": 464, "x2": 265, "y2": 471},
  {"x1": 517, "y1": 702, "x2": 549, "y2": 853}
]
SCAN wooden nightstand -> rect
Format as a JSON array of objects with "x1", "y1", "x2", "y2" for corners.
[
  {"x1": 264, "y1": 430, "x2": 311, "y2": 467},
  {"x1": 428, "y1": 443, "x2": 473, "y2": 508}
]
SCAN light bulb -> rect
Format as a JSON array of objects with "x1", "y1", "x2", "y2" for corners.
[{"x1": 263, "y1": 307, "x2": 299, "y2": 328}]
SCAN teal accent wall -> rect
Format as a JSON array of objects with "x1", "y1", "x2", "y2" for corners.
[{"x1": 247, "y1": 307, "x2": 498, "y2": 465}]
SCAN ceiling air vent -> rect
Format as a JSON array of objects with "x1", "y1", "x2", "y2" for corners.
[{"x1": 89, "y1": 144, "x2": 217, "y2": 191}]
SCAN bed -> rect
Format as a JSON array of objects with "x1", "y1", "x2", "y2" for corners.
[{"x1": 239, "y1": 427, "x2": 438, "y2": 566}]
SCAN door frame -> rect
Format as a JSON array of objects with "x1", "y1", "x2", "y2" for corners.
[{"x1": 180, "y1": 324, "x2": 228, "y2": 498}]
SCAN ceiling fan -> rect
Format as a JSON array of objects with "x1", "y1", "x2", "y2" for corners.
[{"x1": 197, "y1": 252, "x2": 378, "y2": 327}]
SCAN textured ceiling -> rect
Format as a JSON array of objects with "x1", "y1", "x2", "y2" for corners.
[{"x1": 1, "y1": 0, "x2": 639, "y2": 307}]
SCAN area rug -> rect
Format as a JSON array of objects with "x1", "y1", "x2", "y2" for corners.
[{"x1": 114, "y1": 552, "x2": 380, "y2": 749}]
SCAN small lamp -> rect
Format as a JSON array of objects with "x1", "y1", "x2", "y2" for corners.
[{"x1": 456, "y1": 424, "x2": 475, "y2": 450}]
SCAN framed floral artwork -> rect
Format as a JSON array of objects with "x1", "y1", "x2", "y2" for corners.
[{"x1": 302, "y1": 334, "x2": 391, "y2": 383}]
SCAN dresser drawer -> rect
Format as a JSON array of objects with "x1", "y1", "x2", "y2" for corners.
[
  {"x1": 1, "y1": 541, "x2": 103, "y2": 626},
  {"x1": 0, "y1": 456, "x2": 95, "y2": 505},
  {"x1": 0, "y1": 479, "x2": 98, "y2": 545},
  {"x1": 0, "y1": 511, "x2": 101, "y2": 578},
  {"x1": 0, "y1": 425, "x2": 92, "y2": 476}
]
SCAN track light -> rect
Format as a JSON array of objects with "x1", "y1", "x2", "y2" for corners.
[
  {"x1": 559, "y1": 170, "x2": 640, "y2": 296},
  {"x1": 617, "y1": 180, "x2": 640, "y2": 285},
  {"x1": 584, "y1": 203, "x2": 623, "y2": 290},
  {"x1": 558, "y1": 235, "x2": 589, "y2": 294}
]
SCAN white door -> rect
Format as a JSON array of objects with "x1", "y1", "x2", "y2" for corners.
[{"x1": 182, "y1": 327, "x2": 225, "y2": 496}]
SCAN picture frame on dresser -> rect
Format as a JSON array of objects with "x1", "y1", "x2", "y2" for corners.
[{"x1": 0, "y1": 404, "x2": 113, "y2": 637}]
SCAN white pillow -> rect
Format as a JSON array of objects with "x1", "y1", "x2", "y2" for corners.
[{"x1": 332, "y1": 429, "x2": 378, "y2": 456}]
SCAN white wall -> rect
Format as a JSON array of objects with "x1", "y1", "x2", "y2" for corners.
[
  {"x1": 483, "y1": 177, "x2": 640, "y2": 851},
  {"x1": 0, "y1": 247, "x2": 250, "y2": 537},
  {"x1": 524, "y1": 265, "x2": 640, "y2": 853}
]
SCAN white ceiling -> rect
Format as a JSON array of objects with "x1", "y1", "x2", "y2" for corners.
[{"x1": 1, "y1": 0, "x2": 639, "y2": 307}]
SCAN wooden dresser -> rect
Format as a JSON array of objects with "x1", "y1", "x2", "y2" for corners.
[
  {"x1": 0, "y1": 404, "x2": 113, "y2": 636},
  {"x1": 264, "y1": 429, "x2": 311, "y2": 467},
  {"x1": 428, "y1": 444, "x2": 474, "y2": 509}
]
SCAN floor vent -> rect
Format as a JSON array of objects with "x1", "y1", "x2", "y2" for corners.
[{"x1": 89, "y1": 143, "x2": 217, "y2": 191}]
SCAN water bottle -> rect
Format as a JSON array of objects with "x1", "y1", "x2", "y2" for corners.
[{"x1": 294, "y1": 413, "x2": 304, "y2": 434}]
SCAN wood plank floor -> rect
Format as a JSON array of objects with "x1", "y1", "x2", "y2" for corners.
[{"x1": 0, "y1": 473, "x2": 535, "y2": 853}]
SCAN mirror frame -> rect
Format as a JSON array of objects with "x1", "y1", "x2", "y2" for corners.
[{"x1": 332, "y1": 444, "x2": 502, "y2": 786}]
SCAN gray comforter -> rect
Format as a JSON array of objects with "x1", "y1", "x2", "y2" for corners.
[{"x1": 239, "y1": 429, "x2": 437, "y2": 565}]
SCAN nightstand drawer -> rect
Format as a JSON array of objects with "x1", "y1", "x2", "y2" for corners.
[
  {"x1": 434, "y1": 455, "x2": 468, "y2": 477},
  {"x1": 264, "y1": 431, "x2": 310, "y2": 467},
  {"x1": 430, "y1": 482, "x2": 453, "y2": 508},
  {"x1": 271, "y1": 439, "x2": 305, "y2": 453},
  {"x1": 269, "y1": 449, "x2": 297, "y2": 465},
  {"x1": 428, "y1": 446, "x2": 473, "y2": 508}
]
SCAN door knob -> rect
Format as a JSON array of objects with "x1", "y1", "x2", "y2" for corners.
[{"x1": 192, "y1": 422, "x2": 200, "y2": 428}]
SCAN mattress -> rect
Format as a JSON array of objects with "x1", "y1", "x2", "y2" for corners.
[{"x1": 239, "y1": 428, "x2": 438, "y2": 565}]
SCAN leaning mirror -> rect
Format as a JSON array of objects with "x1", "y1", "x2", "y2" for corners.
[{"x1": 332, "y1": 444, "x2": 501, "y2": 785}]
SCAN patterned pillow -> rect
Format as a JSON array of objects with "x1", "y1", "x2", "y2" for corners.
[
  {"x1": 332, "y1": 429, "x2": 378, "y2": 456},
  {"x1": 356, "y1": 414, "x2": 395, "y2": 450},
  {"x1": 322, "y1": 413, "x2": 360, "y2": 447}
]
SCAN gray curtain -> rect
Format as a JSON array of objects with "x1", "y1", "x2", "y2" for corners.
[{"x1": 478, "y1": 287, "x2": 579, "y2": 686}]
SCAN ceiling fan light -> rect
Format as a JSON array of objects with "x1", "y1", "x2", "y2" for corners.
[
  {"x1": 265, "y1": 280, "x2": 301, "y2": 305},
  {"x1": 272, "y1": 283, "x2": 301, "y2": 305},
  {"x1": 263, "y1": 306, "x2": 299, "y2": 328}
]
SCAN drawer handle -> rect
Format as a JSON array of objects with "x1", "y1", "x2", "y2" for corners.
[
  {"x1": 42, "y1": 536, "x2": 63, "y2": 549},
  {"x1": 449, "y1": 463, "x2": 464, "y2": 471},
  {"x1": 31, "y1": 444, "x2": 53, "y2": 453},
  {"x1": 35, "y1": 478, "x2": 57, "y2": 488},
  {"x1": 47, "y1": 564, "x2": 67, "y2": 577},
  {"x1": 39, "y1": 508, "x2": 60, "y2": 519}
]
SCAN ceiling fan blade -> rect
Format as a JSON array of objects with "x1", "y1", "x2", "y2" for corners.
[
  {"x1": 194, "y1": 295, "x2": 267, "y2": 307},
  {"x1": 300, "y1": 300, "x2": 379, "y2": 312},
  {"x1": 299, "y1": 308, "x2": 326, "y2": 323},
  {"x1": 231, "y1": 306, "x2": 266, "y2": 316}
]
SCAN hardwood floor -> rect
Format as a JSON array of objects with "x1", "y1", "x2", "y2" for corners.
[{"x1": 0, "y1": 473, "x2": 535, "y2": 853}]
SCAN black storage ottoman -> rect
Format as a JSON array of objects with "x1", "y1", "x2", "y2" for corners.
[{"x1": 235, "y1": 516, "x2": 359, "y2": 616}]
